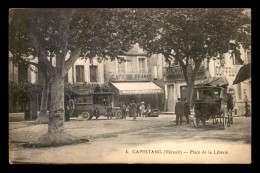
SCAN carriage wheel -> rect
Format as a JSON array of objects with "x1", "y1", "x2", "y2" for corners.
[
  {"x1": 115, "y1": 111, "x2": 122, "y2": 119},
  {"x1": 81, "y1": 112, "x2": 91, "y2": 120}
]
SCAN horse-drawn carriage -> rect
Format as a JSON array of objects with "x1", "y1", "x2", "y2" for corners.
[{"x1": 192, "y1": 77, "x2": 233, "y2": 129}]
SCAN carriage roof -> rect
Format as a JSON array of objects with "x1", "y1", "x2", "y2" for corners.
[{"x1": 193, "y1": 85, "x2": 226, "y2": 90}]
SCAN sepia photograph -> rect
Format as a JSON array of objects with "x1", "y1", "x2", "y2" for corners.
[{"x1": 8, "y1": 8, "x2": 251, "y2": 164}]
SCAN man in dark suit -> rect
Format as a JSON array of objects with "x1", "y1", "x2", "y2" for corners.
[
  {"x1": 175, "y1": 98, "x2": 184, "y2": 125},
  {"x1": 184, "y1": 98, "x2": 190, "y2": 124}
]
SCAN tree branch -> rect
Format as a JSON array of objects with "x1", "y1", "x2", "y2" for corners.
[
  {"x1": 190, "y1": 59, "x2": 202, "y2": 83},
  {"x1": 63, "y1": 47, "x2": 82, "y2": 77},
  {"x1": 174, "y1": 48, "x2": 190, "y2": 84}
]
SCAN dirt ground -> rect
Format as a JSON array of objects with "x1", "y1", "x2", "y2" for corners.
[{"x1": 9, "y1": 115, "x2": 251, "y2": 164}]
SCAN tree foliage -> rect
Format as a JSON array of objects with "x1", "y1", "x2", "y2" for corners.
[
  {"x1": 133, "y1": 8, "x2": 251, "y2": 87},
  {"x1": 9, "y1": 8, "x2": 139, "y2": 75},
  {"x1": 128, "y1": 8, "x2": 251, "y2": 105}
]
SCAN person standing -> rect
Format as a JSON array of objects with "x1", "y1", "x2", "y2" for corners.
[
  {"x1": 183, "y1": 98, "x2": 190, "y2": 124},
  {"x1": 131, "y1": 100, "x2": 137, "y2": 120},
  {"x1": 65, "y1": 103, "x2": 71, "y2": 122},
  {"x1": 69, "y1": 98, "x2": 75, "y2": 117},
  {"x1": 121, "y1": 102, "x2": 127, "y2": 119},
  {"x1": 129, "y1": 103, "x2": 133, "y2": 118},
  {"x1": 140, "y1": 101, "x2": 146, "y2": 118},
  {"x1": 146, "y1": 104, "x2": 151, "y2": 117},
  {"x1": 244, "y1": 96, "x2": 250, "y2": 117},
  {"x1": 175, "y1": 98, "x2": 184, "y2": 125},
  {"x1": 126, "y1": 103, "x2": 129, "y2": 117},
  {"x1": 136, "y1": 102, "x2": 141, "y2": 117}
]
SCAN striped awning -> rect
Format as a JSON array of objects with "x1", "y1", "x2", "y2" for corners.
[{"x1": 111, "y1": 82, "x2": 163, "y2": 95}]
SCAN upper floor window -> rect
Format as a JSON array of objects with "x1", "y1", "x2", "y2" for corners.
[
  {"x1": 90, "y1": 65, "x2": 98, "y2": 82},
  {"x1": 138, "y1": 58, "x2": 146, "y2": 73},
  {"x1": 118, "y1": 62, "x2": 126, "y2": 73},
  {"x1": 76, "y1": 65, "x2": 85, "y2": 83},
  {"x1": 126, "y1": 56, "x2": 138, "y2": 73}
]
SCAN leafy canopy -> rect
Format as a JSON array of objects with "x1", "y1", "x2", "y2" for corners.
[
  {"x1": 133, "y1": 8, "x2": 251, "y2": 65},
  {"x1": 9, "y1": 8, "x2": 140, "y2": 69}
]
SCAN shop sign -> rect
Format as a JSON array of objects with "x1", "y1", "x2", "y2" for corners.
[
  {"x1": 108, "y1": 73, "x2": 153, "y2": 81},
  {"x1": 215, "y1": 66, "x2": 239, "y2": 77}
]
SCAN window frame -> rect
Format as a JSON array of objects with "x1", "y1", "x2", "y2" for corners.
[
  {"x1": 89, "y1": 65, "x2": 98, "y2": 83},
  {"x1": 137, "y1": 56, "x2": 147, "y2": 73},
  {"x1": 75, "y1": 65, "x2": 85, "y2": 83}
]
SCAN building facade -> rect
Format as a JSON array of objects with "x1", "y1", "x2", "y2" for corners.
[
  {"x1": 162, "y1": 58, "x2": 208, "y2": 112},
  {"x1": 208, "y1": 48, "x2": 251, "y2": 116},
  {"x1": 65, "y1": 58, "x2": 105, "y2": 85},
  {"x1": 103, "y1": 44, "x2": 165, "y2": 110},
  {"x1": 9, "y1": 52, "x2": 40, "y2": 120},
  {"x1": 63, "y1": 44, "x2": 165, "y2": 110}
]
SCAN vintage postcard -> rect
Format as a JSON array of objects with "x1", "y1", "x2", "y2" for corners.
[{"x1": 9, "y1": 8, "x2": 251, "y2": 164}]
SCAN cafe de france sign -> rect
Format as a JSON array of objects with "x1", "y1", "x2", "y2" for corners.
[{"x1": 108, "y1": 72, "x2": 153, "y2": 81}]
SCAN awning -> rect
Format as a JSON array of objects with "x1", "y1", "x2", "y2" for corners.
[
  {"x1": 111, "y1": 82, "x2": 163, "y2": 95},
  {"x1": 233, "y1": 63, "x2": 251, "y2": 85}
]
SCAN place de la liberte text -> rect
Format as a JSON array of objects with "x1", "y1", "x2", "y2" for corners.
[{"x1": 126, "y1": 149, "x2": 228, "y2": 155}]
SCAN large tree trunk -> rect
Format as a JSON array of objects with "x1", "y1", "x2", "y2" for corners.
[
  {"x1": 34, "y1": 79, "x2": 50, "y2": 124},
  {"x1": 36, "y1": 76, "x2": 78, "y2": 147},
  {"x1": 48, "y1": 76, "x2": 64, "y2": 133},
  {"x1": 186, "y1": 82, "x2": 195, "y2": 108}
]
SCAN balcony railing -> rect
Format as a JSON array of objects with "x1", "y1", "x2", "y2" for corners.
[{"x1": 163, "y1": 65, "x2": 205, "y2": 79}]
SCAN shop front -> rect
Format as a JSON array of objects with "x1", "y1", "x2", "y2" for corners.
[{"x1": 110, "y1": 81, "x2": 164, "y2": 110}]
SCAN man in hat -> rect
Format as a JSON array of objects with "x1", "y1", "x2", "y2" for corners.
[{"x1": 175, "y1": 98, "x2": 184, "y2": 125}]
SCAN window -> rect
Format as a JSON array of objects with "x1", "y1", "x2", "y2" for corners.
[
  {"x1": 118, "y1": 62, "x2": 125, "y2": 73},
  {"x1": 237, "y1": 83, "x2": 242, "y2": 100},
  {"x1": 138, "y1": 58, "x2": 146, "y2": 73},
  {"x1": 180, "y1": 86, "x2": 187, "y2": 102},
  {"x1": 126, "y1": 57, "x2": 138, "y2": 73},
  {"x1": 75, "y1": 95, "x2": 93, "y2": 104},
  {"x1": 93, "y1": 95, "x2": 102, "y2": 104},
  {"x1": 76, "y1": 65, "x2": 85, "y2": 83},
  {"x1": 90, "y1": 65, "x2": 98, "y2": 82}
]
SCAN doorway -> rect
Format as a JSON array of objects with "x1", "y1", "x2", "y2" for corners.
[{"x1": 167, "y1": 84, "x2": 174, "y2": 112}]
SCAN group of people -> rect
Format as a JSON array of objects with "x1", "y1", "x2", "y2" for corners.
[
  {"x1": 175, "y1": 98, "x2": 190, "y2": 125},
  {"x1": 119, "y1": 100, "x2": 152, "y2": 120}
]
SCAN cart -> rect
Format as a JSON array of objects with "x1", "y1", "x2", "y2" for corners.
[
  {"x1": 73, "y1": 92, "x2": 122, "y2": 120},
  {"x1": 193, "y1": 85, "x2": 233, "y2": 129}
]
